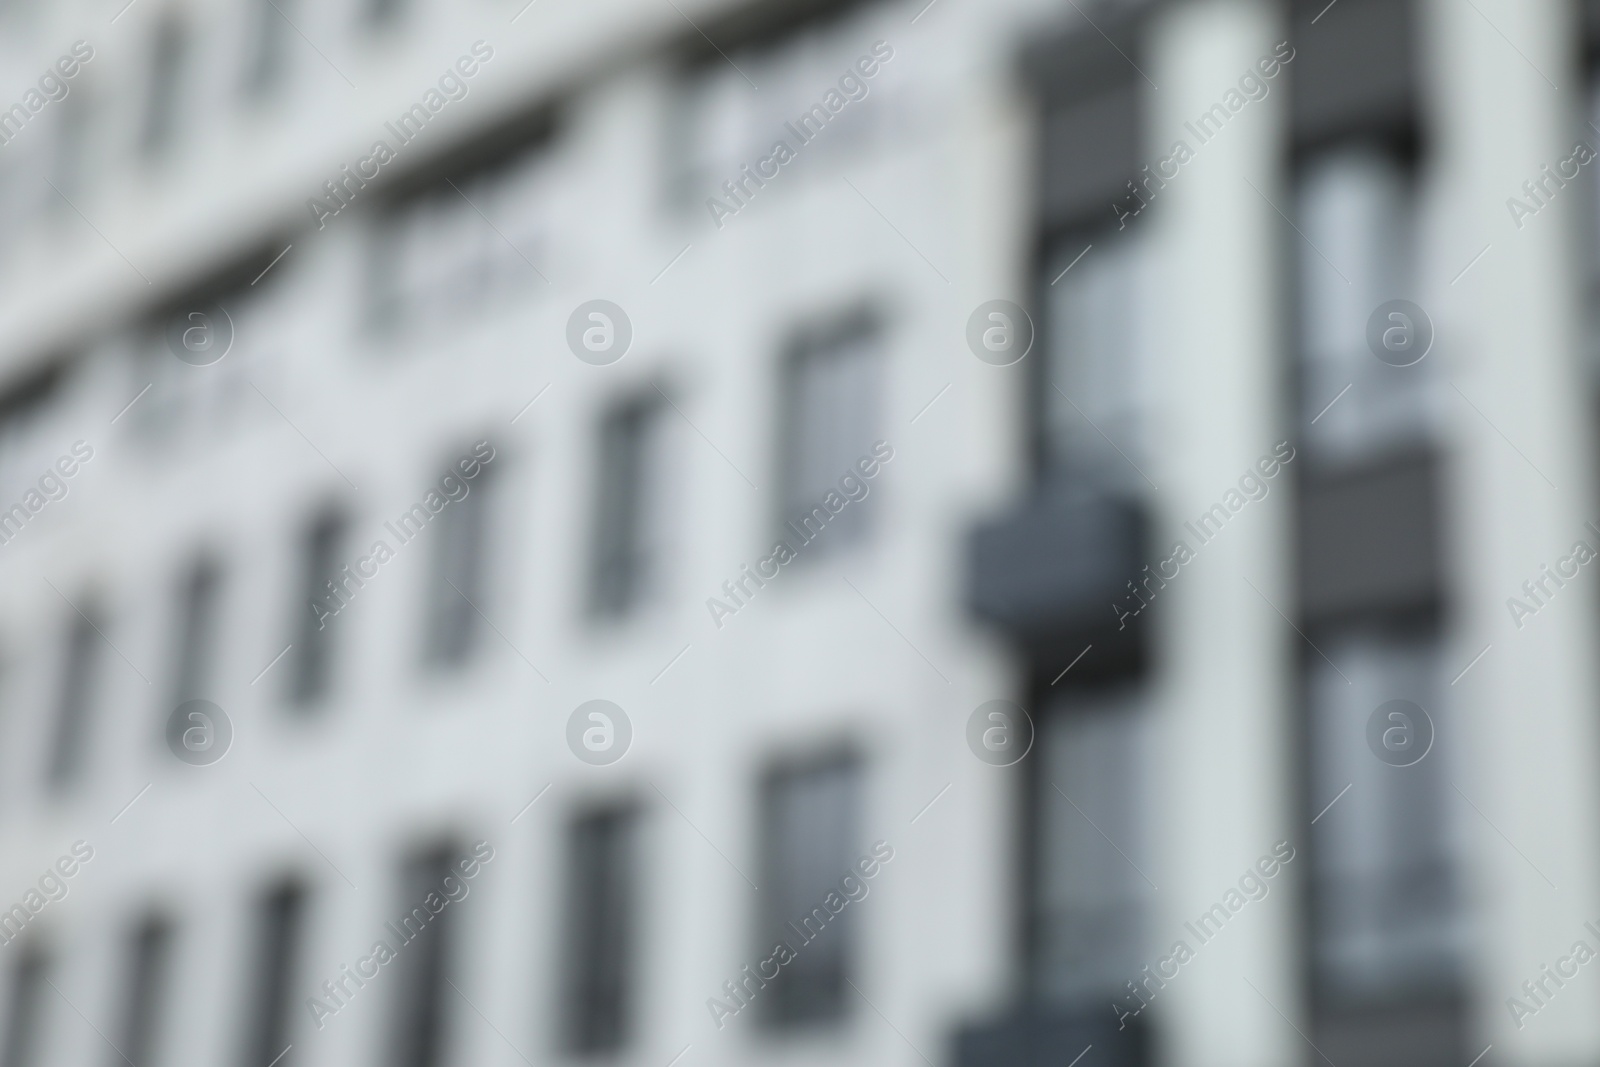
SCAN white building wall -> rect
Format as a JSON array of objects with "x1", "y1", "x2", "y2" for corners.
[
  {"x1": 2, "y1": 1, "x2": 1599, "y2": 1066},
  {"x1": 0, "y1": 1, "x2": 1051, "y2": 1066},
  {"x1": 1430, "y1": 0, "x2": 1600, "y2": 1063},
  {"x1": 1145, "y1": 4, "x2": 1303, "y2": 1067}
]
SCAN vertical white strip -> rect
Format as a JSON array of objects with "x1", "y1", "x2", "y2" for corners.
[
  {"x1": 1146, "y1": 3, "x2": 1301, "y2": 1066},
  {"x1": 1429, "y1": 0, "x2": 1600, "y2": 1059}
]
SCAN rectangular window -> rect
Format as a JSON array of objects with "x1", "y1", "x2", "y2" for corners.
[
  {"x1": 386, "y1": 848, "x2": 459, "y2": 1067},
  {"x1": 242, "y1": 0, "x2": 290, "y2": 97},
  {"x1": 288, "y1": 511, "x2": 343, "y2": 705},
  {"x1": 757, "y1": 755, "x2": 860, "y2": 1027},
  {"x1": 1031, "y1": 690, "x2": 1154, "y2": 1005},
  {"x1": 368, "y1": 191, "x2": 523, "y2": 334},
  {"x1": 366, "y1": 135, "x2": 552, "y2": 336},
  {"x1": 665, "y1": 7, "x2": 901, "y2": 214},
  {"x1": 1307, "y1": 630, "x2": 1464, "y2": 1002},
  {"x1": 133, "y1": 327, "x2": 191, "y2": 444},
  {"x1": 0, "y1": 948, "x2": 48, "y2": 1067},
  {"x1": 423, "y1": 463, "x2": 492, "y2": 666},
  {"x1": 777, "y1": 315, "x2": 884, "y2": 555},
  {"x1": 561, "y1": 807, "x2": 638, "y2": 1052},
  {"x1": 141, "y1": 17, "x2": 185, "y2": 157},
  {"x1": 134, "y1": 287, "x2": 273, "y2": 447},
  {"x1": 169, "y1": 556, "x2": 222, "y2": 707},
  {"x1": 1297, "y1": 146, "x2": 1436, "y2": 465},
  {"x1": 46, "y1": 602, "x2": 101, "y2": 790},
  {"x1": 412, "y1": 197, "x2": 494, "y2": 330},
  {"x1": 1039, "y1": 232, "x2": 1153, "y2": 490},
  {"x1": 239, "y1": 881, "x2": 306, "y2": 1067},
  {"x1": 114, "y1": 916, "x2": 174, "y2": 1067},
  {"x1": 590, "y1": 395, "x2": 673, "y2": 617},
  {"x1": 0, "y1": 362, "x2": 66, "y2": 505}
]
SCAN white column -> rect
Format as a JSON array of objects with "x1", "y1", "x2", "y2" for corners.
[
  {"x1": 1144, "y1": 4, "x2": 1302, "y2": 1067},
  {"x1": 1430, "y1": 0, "x2": 1600, "y2": 1061}
]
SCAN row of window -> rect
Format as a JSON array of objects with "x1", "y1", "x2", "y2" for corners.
[
  {"x1": 1027, "y1": 21, "x2": 1468, "y2": 1013},
  {"x1": 0, "y1": 0, "x2": 913, "y2": 276},
  {"x1": 344, "y1": 139, "x2": 1452, "y2": 517},
  {"x1": 0, "y1": 0, "x2": 425, "y2": 236},
  {"x1": 23, "y1": 311, "x2": 887, "y2": 790},
  {"x1": 1028, "y1": 631, "x2": 1465, "y2": 1008},
  {"x1": 0, "y1": 755, "x2": 869, "y2": 1067},
  {"x1": 1038, "y1": 141, "x2": 1443, "y2": 489}
]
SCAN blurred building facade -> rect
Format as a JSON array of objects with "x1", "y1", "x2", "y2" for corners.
[{"x1": 0, "y1": 1, "x2": 1597, "y2": 1067}]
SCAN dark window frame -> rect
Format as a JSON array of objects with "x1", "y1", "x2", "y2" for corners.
[
  {"x1": 241, "y1": 0, "x2": 291, "y2": 99},
  {"x1": 114, "y1": 913, "x2": 175, "y2": 1067},
  {"x1": 560, "y1": 803, "x2": 640, "y2": 1053},
  {"x1": 238, "y1": 879, "x2": 307, "y2": 1067},
  {"x1": 0, "y1": 945, "x2": 49, "y2": 1067},
  {"x1": 287, "y1": 508, "x2": 345, "y2": 707},
  {"x1": 589, "y1": 393, "x2": 668, "y2": 619},
  {"x1": 45, "y1": 595, "x2": 103, "y2": 791},
  {"x1": 772, "y1": 306, "x2": 886, "y2": 559},
  {"x1": 385, "y1": 844, "x2": 464, "y2": 1067},
  {"x1": 140, "y1": 14, "x2": 186, "y2": 158},
  {"x1": 754, "y1": 748, "x2": 862, "y2": 1029},
  {"x1": 168, "y1": 553, "x2": 223, "y2": 709},
  {"x1": 422, "y1": 453, "x2": 495, "y2": 668}
]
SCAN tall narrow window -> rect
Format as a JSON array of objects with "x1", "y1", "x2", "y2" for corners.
[
  {"x1": 386, "y1": 848, "x2": 459, "y2": 1067},
  {"x1": 239, "y1": 881, "x2": 306, "y2": 1067},
  {"x1": 423, "y1": 464, "x2": 492, "y2": 666},
  {"x1": 1307, "y1": 630, "x2": 1464, "y2": 1002},
  {"x1": 758, "y1": 755, "x2": 860, "y2": 1026},
  {"x1": 0, "y1": 363, "x2": 65, "y2": 518},
  {"x1": 1031, "y1": 691, "x2": 1154, "y2": 1005},
  {"x1": 1040, "y1": 233, "x2": 1153, "y2": 489},
  {"x1": 590, "y1": 396, "x2": 672, "y2": 617},
  {"x1": 242, "y1": 0, "x2": 290, "y2": 98},
  {"x1": 288, "y1": 511, "x2": 343, "y2": 706},
  {"x1": 141, "y1": 16, "x2": 185, "y2": 157},
  {"x1": 562, "y1": 807, "x2": 638, "y2": 1052},
  {"x1": 777, "y1": 316, "x2": 884, "y2": 555},
  {"x1": 0, "y1": 948, "x2": 47, "y2": 1067},
  {"x1": 46, "y1": 601, "x2": 101, "y2": 790},
  {"x1": 169, "y1": 556, "x2": 222, "y2": 709},
  {"x1": 1297, "y1": 146, "x2": 1434, "y2": 464},
  {"x1": 114, "y1": 916, "x2": 174, "y2": 1067}
]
